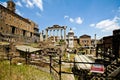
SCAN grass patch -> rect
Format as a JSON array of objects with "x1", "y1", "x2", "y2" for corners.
[{"x1": 0, "y1": 60, "x2": 53, "y2": 80}]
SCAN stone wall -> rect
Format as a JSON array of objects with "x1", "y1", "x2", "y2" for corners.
[{"x1": 0, "y1": 4, "x2": 39, "y2": 43}]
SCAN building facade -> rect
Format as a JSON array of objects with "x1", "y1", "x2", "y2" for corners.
[
  {"x1": 96, "y1": 29, "x2": 120, "y2": 61},
  {"x1": 68, "y1": 28, "x2": 74, "y2": 48},
  {"x1": 113, "y1": 29, "x2": 120, "y2": 60},
  {"x1": 0, "y1": 0, "x2": 39, "y2": 43},
  {"x1": 79, "y1": 34, "x2": 91, "y2": 48}
]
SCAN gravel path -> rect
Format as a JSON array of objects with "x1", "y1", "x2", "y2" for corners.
[{"x1": 63, "y1": 74, "x2": 75, "y2": 80}]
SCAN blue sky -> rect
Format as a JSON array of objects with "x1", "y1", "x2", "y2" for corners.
[{"x1": 0, "y1": 0, "x2": 120, "y2": 39}]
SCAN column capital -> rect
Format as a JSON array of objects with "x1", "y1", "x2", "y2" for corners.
[
  {"x1": 45, "y1": 29, "x2": 48, "y2": 40},
  {"x1": 64, "y1": 26, "x2": 67, "y2": 29},
  {"x1": 46, "y1": 29, "x2": 48, "y2": 31}
]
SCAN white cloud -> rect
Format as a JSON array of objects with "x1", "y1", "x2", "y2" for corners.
[
  {"x1": 92, "y1": 16, "x2": 120, "y2": 32},
  {"x1": 16, "y1": 1, "x2": 23, "y2": 7},
  {"x1": 33, "y1": 0, "x2": 43, "y2": 11},
  {"x1": 16, "y1": 9, "x2": 23, "y2": 16},
  {"x1": 26, "y1": 0, "x2": 34, "y2": 8},
  {"x1": 0, "y1": 1, "x2": 7, "y2": 7},
  {"x1": 75, "y1": 17, "x2": 83, "y2": 24},
  {"x1": 69, "y1": 18, "x2": 74, "y2": 23},
  {"x1": 22, "y1": 0, "x2": 43, "y2": 11},
  {"x1": 90, "y1": 24, "x2": 95, "y2": 27},
  {"x1": 64, "y1": 15, "x2": 69, "y2": 19},
  {"x1": 64, "y1": 16, "x2": 83, "y2": 25},
  {"x1": 36, "y1": 12, "x2": 41, "y2": 17}
]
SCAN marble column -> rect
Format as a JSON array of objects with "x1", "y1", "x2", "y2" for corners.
[
  {"x1": 57, "y1": 29, "x2": 59, "y2": 41},
  {"x1": 61, "y1": 29, "x2": 62, "y2": 39},
  {"x1": 51, "y1": 29, "x2": 53, "y2": 36},
  {"x1": 53, "y1": 30, "x2": 55, "y2": 42},
  {"x1": 50, "y1": 30, "x2": 52, "y2": 37},
  {"x1": 40, "y1": 32, "x2": 43, "y2": 41},
  {"x1": 42, "y1": 30, "x2": 44, "y2": 40},
  {"x1": 94, "y1": 34, "x2": 97, "y2": 48},
  {"x1": 45, "y1": 29, "x2": 48, "y2": 40},
  {"x1": 53, "y1": 30, "x2": 54, "y2": 37},
  {"x1": 64, "y1": 28, "x2": 66, "y2": 41},
  {"x1": 57, "y1": 29, "x2": 59, "y2": 37}
]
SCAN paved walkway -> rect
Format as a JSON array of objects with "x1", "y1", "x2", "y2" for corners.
[
  {"x1": 63, "y1": 74, "x2": 75, "y2": 80},
  {"x1": 75, "y1": 54, "x2": 94, "y2": 70}
]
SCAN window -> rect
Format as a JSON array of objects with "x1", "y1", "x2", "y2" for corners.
[
  {"x1": 30, "y1": 32, "x2": 32, "y2": 37},
  {"x1": 1, "y1": 27, "x2": 3, "y2": 30},
  {"x1": 12, "y1": 27, "x2": 15, "y2": 34},
  {"x1": 23, "y1": 30, "x2": 26, "y2": 36}
]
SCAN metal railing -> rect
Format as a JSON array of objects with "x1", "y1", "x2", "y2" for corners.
[{"x1": 49, "y1": 55, "x2": 120, "y2": 80}]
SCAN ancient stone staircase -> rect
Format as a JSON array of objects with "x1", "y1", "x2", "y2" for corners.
[
  {"x1": 91, "y1": 60, "x2": 120, "y2": 80},
  {"x1": 106, "y1": 61, "x2": 120, "y2": 78}
]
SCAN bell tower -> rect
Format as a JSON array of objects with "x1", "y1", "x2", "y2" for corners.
[
  {"x1": 7, "y1": 0, "x2": 16, "y2": 12},
  {"x1": 68, "y1": 28, "x2": 74, "y2": 48}
]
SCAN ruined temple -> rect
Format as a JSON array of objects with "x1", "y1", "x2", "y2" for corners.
[{"x1": 0, "y1": 0, "x2": 39, "y2": 43}]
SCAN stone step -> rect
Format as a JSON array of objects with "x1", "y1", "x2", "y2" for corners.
[
  {"x1": 111, "y1": 65, "x2": 118, "y2": 69},
  {"x1": 91, "y1": 60, "x2": 120, "y2": 79},
  {"x1": 101, "y1": 65, "x2": 118, "y2": 78},
  {"x1": 107, "y1": 66, "x2": 116, "y2": 71},
  {"x1": 107, "y1": 69, "x2": 113, "y2": 74},
  {"x1": 108, "y1": 66, "x2": 120, "y2": 77},
  {"x1": 92, "y1": 77, "x2": 105, "y2": 80},
  {"x1": 100, "y1": 77, "x2": 105, "y2": 80}
]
